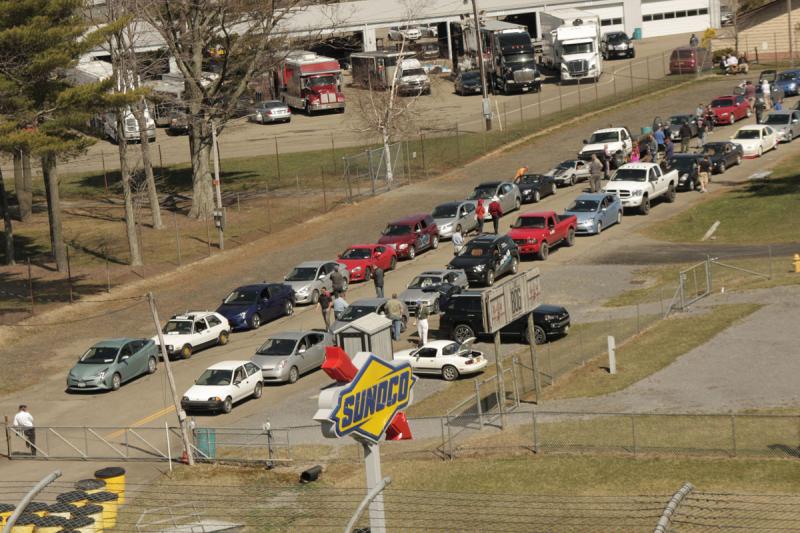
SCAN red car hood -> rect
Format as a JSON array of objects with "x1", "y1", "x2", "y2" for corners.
[
  {"x1": 377, "y1": 235, "x2": 413, "y2": 245},
  {"x1": 507, "y1": 227, "x2": 546, "y2": 240},
  {"x1": 338, "y1": 258, "x2": 371, "y2": 269},
  {"x1": 712, "y1": 106, "x2": 735, "y2": 114}
]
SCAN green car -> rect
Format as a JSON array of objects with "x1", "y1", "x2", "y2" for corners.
[{"x1": 67, "y1": 338, "x2": 158, "y2": 391}]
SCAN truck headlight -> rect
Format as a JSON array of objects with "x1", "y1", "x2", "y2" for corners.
[
  {"x1": 398, "y1": 243, "x2": 408, "y2": 249},
  {"x1": 473, "y1": 264, "x2": 485, "y2": 272},
  {"x1": 633, "y1": 190, "x2": 644, "y2": 197}
]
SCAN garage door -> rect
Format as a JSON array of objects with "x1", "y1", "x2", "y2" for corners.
[
  {"x1": 557, "y1": 2, "x2": 626, "y2": 34},
  {"x1": 642, "y1": 0, "x2": 711, "y2": 38}
]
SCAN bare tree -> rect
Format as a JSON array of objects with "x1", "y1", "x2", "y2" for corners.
[{"x1": 136, "y1": 0, "x2": 304, "y2": 219}]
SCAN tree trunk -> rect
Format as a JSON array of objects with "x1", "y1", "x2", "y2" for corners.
[
  {"x1": 13, "y1": 150, "x2": 32, "y2": 221},
  {"x1": 0, "y1": 169, "x2": 15, "y2": 265},
  {"x1": 22, "y1": 150, "x2": 33, "y2": 218},
  {"x1": 41, "y1": 154, "x2": 67, "y2": 272},
  {"x1": 382, "y1": 129, "x2": 394, "y2": 185},
  {"x1": 133, "y1": 99, "x2": 163, "y2": 229},
  {"x1": 116, "y1": 111, "x2": 143, "y2": 266},
  {"x1": 188, "y1": 115, "x2": 215, "y2": 219}
]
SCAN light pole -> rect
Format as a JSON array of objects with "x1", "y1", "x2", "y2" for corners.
[{"x1": 466, "y1": 0, "x2": 492, "y2": 131}]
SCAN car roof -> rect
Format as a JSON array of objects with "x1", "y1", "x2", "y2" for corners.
[
  {"x1": 206, "y1": 360, "x2": 250, "y2": 370},
  {"x1": 620, "y1": 163, "x2": 656, "y2": 170},
  {"x1": 737, "y1": 125, "x2": 767, "y2": 130},
  {"x1": 470, "y1": 234, "x2": 504, "y2": 243},
  {"x1": 574, "y1": 193, "x2": 608, "y2": 200},
  {"x1": 434, "y1": 201, "x2": 464, "y2": 208},
  {"x1": 94, "y1": 338, "x2": 134, "y2": 348},
  {"x1": 296, "y1": 260, "x2": 332, "y2": 268},
  {"x1": 350, "y1": 298, "x2": 387, "y2": 307},
  {"x1": 420, "y1": 340, "x2": 459, "y2": 349},
  {"x1": 170, "y1": 311, "x2": 218, "y2": 320},
  {"x1": 388, "y1": 213, "x2": 429, "y2": 225},
  {"x1": 592, "y1": 127, "x2": 624, "y2": 133}
]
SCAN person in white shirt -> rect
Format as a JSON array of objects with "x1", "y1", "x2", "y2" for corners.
[
  {"x1": 332, "y1": 295, "x2": 348, "y2": 320},
  {"x1": 12, "y1": 405, "x2": 35, "y2": 456},
  {"x1": 452, "y1": 229, "x2": 464, "y2": 255}
]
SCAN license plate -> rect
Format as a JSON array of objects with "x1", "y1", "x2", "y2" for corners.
[
  {"x1": 522, "y1": 87, "x2": 529, "y2": 92},
  {"x1": 78, "y1": 382, "x2": 86, "y2": 388}
]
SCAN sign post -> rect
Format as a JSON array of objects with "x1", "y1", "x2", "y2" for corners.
[{"x1": 481, "y1": 269, "x2": 542, "y2": 419}]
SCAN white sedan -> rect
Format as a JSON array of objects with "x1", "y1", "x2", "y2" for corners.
[
  {"x1": 730, "y1": 125, "x2": 778, "y2": 158},
  {"x1": 181, "y1": 361, "x2": 263, "y2": 414},
  {"x1": 393, "y1": 338, "x2": 487, "y2": 381},
  {"x1": 152, "y1": 311, "x2": 230, "y2": 359}
]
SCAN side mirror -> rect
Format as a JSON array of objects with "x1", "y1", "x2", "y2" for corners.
[
  {"x1": 121, "y1": 355, "x2": 130, "y2": 361},
  {"x1": 298, "y1": 347, "x2": 307, "y2": 354},
  {"x1": 234, "y1": 380, "x2": 241, "y2": 386},
  {"x1": 582, "y1": 139, "x2": 588, "y2": 144}
]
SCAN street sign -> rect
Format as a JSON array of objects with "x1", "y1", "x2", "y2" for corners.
[{"x1": 482, "y1": 268, "x2": 541, "y2": 333}]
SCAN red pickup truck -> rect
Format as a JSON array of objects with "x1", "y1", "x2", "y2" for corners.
[{"x1": 506, "y1": 211, "x2": 577, "y2": 260}]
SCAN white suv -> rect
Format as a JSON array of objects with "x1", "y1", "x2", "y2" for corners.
[{"x1": 152, "y1": 311, "x2": 230, "y2": 359}]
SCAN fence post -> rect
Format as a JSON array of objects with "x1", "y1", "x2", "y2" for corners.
[
  {"x1": 531, "y1": 409, "x2": 539, "y2": 454},
  {"x1": 629, "y1": 62, "x2": 634, "y2": 96},
  {"x1": 4, "y1": 416, "x2": 11, "y2": 457},
  {"x1": 66, "y1": 245, "x2": 73, "y2": 304},
  {"x1": 455, "y1": 123, "x2": 461, "y2": 162},
  {"x1": 27, "y1": 258, "x2": 34, "y2": 315},
  {"x1": 730, "y1": 415, "x2": 737, "y2": 457},
  {"x1": 439, "y1": 417, "x2": 448, "y2": 460},
  {"x1": 320, "y1": 167, "x2": 327, "y2": 213},
  {"x1": 366, "y1": 149, "x2": 375, "y2": 196},
  {"x1": 419, "y1": 134, "x2": 426, "y2": 177},
  {"x1": 447, "y1": 416, "x2": 453, "y2": 459},
  {"x1": 173, "y1": 212, "x2": 181, "y2": 266},
  {"x1": 475, "y1": 380, "x2": 484, "y2": 430},
  {"x1": 679, "y1": 273, "x2": 686, "y2": 310},
  {"x1": 510, "y1": 359, "x2": 520, "y2": 407},
  {"x1": 274, "y1": 137, "x2": 281, "y2": 183},
  {"x1": 330, "y1": 132, "x2": 337, "y2": 174},
  {"x1": 558, "y1": 82, "x2": 564, "y2": 112},
  {"x1": 630, "y1": 415, "x2": 638, "y2": 456}
]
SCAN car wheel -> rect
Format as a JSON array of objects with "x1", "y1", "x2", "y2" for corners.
[
  {"x1": 533, "y1": 191, "x2": 541, "y2": 203},
  {"x1": 181, "y1": 344, "x2": 193, "y2": 359},
  {"x1": 389, "y1": 256, "x2": 397, "y2": 270},
  {"x1": 534, "y1": 326, "x2": 547, "y2": 345},
  {"x1": 511, "y1": 257, "x2": 519, "y2": 274},
  {"x1": 408, "y1": 246, "x2": 417, "y2": 260},
  {"x1": 566, "y1": 229, "x2": 575, "y2": 246},
  {"x1": 616, "y1": 210, "x2": 622, "y2": 225},
  {"x1": 431, "y1": 235, "x2": 439, "y2": 249},
  {"x1": 218, "y1": 331, "x2": 229, "y2": 346},
  {"x1": 514, "y1": 197, "x2": 521, "y2": 210},
  {"x1": 288, "y1": 366, "x2": 299, "y2": 384},
  {"x1": 537, "y1": 242, "x2": 549, "y2": 261},
  {"x1": 253, "y1": 382, "x2": 263, "y2": 399},
  {"x1": 442, "y1": 365, "x2": 459, "y2": 382},
  {"x1": 758, "y1": 147, "x2": 763, "y2": 157},
  {"x1": 746, "y1": 108, "x2": 752, "y2": 117},
  {"x1": 364, "y1": 267, "x2": 372, "y2": 281},
  {"x1": 550, "y1": 183, "x2": 557, "y2": 195},
  {"x1": 147, "y1": 357, "x2": 157, "y2": 375},
  {"x1": 569, "y1": 174, "x2": 576, "y2": 187},
  {"x1": 718, "y1": 161, "x2": 726, "y2": 174},
  {"x1": 433, "y1": 298, "x2": 440, "y2": 314},
  {"x1": 666, "y1": 184, "x2": 676, "y2": 203},
  {"x1": 596, "y1": 221, "x2": 603, "y2": 234},
  {"x1": 730, "y1": 115, "x2": 735, "y2": 125},
  {"x1": 453, "y1": 324, "x2": 475, "y2": 344},
  {"x1": 284, "y1": 299, "x2": 294, "y2": 316},
  {"x1": 311, "y1": 290, "x2": 319, "y2": 305},
  {"x1": 250, "y1": 313, "x2": 261, "y2": 330},
  {"x1": 111, "y1": 373, "x2": 121, "y2": 391},
  {"x1": 639, "y1": 196, "x2": 650, "y2": 215},
  {"x1": 222, "y1": 397, "x2": 233, "y2": 414}
]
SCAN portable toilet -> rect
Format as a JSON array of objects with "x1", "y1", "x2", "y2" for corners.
[{"x1": 334, "y1": 313, "x2": 393, "y2": 361}]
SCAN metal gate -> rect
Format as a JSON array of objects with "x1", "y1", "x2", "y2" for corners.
[{"x1": 341, "y1": 142, "x2": 406, "y2": 200}]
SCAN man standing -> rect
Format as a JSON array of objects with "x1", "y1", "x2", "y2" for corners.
[
  {"x1": 755, "y1": 98, "x2": 766, "y2": 123},
  {"x1": 653, "y1": 125, "x2": 665, "y2": 154},
  {"x1": 318, "y1": 288, "x2": 333, "y2": 332},
  {"x1": 330, "y1": 268, "x2": 346, "y2": 297},
  {"x1": 13, "y1": 405, "x2": 35, "y2": 456},
  {"x1": 761, "y1": 79, "x2": 771, "y2": 108},
  {"x1": 695, "y1": 103, "x2": 705, "y2": 118},
  {"x1": 589, "y1": 153, "x2": 603, "y2": 193},
  {"x1": 452, "y1": 228, "x2": 464, "y2": 255},
  {"x1": 373, "y1": 266, "x2": 384, "y2": 298},
  {"x1": 415, "y1": 302, "x2": 430, "y2": 347},
  {"x1": 601, "y1": 144, "x2": 611, "y2": 179},
  {"x1": 385, "y1": 294, "x2": 404, "y2": 341},
  {"x1": 689, "y1": 33, "x2": 699, "y2": 48},
  {"x1": 698, "y1": 156, "x2": 711, "y2": 193},
  {"x1": 680, "y1": 121, "x2": 693, "y2": 153},
  {"x1": 333, "y1": 293, "x2": 348, "y2": 320},
  {"x1": 488, "y1": 199, "x2": 503, "y2": 234},
  {"x1": 664, "y1": 137, "x2": 675, "y2": 161},
  {"x1": 475, "y1": 200, "x2": 486, "y2": 234}
]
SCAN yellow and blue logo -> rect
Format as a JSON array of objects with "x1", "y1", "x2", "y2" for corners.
[{"x1": 329, "y1": 354, "x2": 417, "y2": 443}]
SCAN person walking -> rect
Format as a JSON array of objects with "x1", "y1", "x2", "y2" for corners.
[
  {"x1": 475, "y1": 199, "x2": 486, "y2": 234},
  {"x1": 488, "y1": 199, "x2": 503, "y2": 234},
  {"x1": 13, "y1": 405, "x2": 35, "y2": 456},
  {"x1": 330, "y1": 268, "x2": 346, "y2": 297},
  {"x1": 602, "y1": 144, "x2": 611, "y2": 179},
  {"x1": 679, "y1": 121, "x2": 693, "y2": 152},
  {"x1": 318, "y1": 288, "x2": 333, "y2": 332},
  {"x1": 373, "y1": 266, "x2": 384, "y2": 298},
  {"x1": 761, "y1": 79, "x2": 771, "y2": 108},
  {"x1": 697, "y1": 118, "x2": 706, "y2": 146},
  {"x1": 689, "y1": 33, "x2": 699, "y2": 48},
  {"x1": 589, "y1": 153, "x2": 603, "y2": 193},
  {"x1": 754, "y1": 98, "x2": 766, "y2": 123},
  {"x1": 332, "y1": 293, "x2": 348, "y2": 320},
  {"x1": 664, "y1": 136, "x2": 675, "y2": 161},
  {"x1": 415, "y1": 302, "x2": 430, "y2": 347},
  {"x1": 698, "y1": 156, "x2": 711, "y2": 193},
  {"x1": 452, "y1": 228, "x2": 464, "y2": 255},
  {"x1": 385, "y1": 294, "x2": 404, "y2": 341},
  {"x1": 653, "y1": 125, "x2": 665, "y2": 154},
  {"x1": 744, "y1": 80, "x2": 756, "y2": 109}
]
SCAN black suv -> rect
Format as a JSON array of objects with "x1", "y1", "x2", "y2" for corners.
[
  {"x1": 601, "y1": 32, "x2": 635, "y2": 60},
  {"x1": 447, "y1": 234, "x2": 520, "y2": 286},
  {"x1": 439, "y1": 291, "x2": 570, "y2": 345}
]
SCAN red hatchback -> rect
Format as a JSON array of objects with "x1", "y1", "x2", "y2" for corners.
[
  {"x1": 377, "y1": 214, "x2": 439, "y2": 260},
  {"x1": 710, "y1": 95, "x2": 751, "y2": 125},
  {"x1": 337, "y1": 244, "x2": 397, "y2": 282}
]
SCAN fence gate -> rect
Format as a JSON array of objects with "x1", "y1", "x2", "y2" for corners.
[
  {"x1": 666, "y1": 260, "x2": 711, "y2": 316},
  {"x1": 341, "y1": 142, "x2": 405, "y2": 201}
]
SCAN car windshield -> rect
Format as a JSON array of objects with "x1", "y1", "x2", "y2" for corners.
[
  {"x1": 588, "y1": 131, "x2": 618, "y2": 143},
  {"x1": 511, "y1": 216, "x2": 546, "y2": 229},
  {"x1": 341, "y1": 248, "x2": 371, "y2": 259},
  {"x1": 460, "y1": 243, "x2": 493, "y2": 257},
  {"x1": 711, "y1": 99, "x2": 734, "y2": 108},
  {"x1": 260, "y1": 101, "x2": 284, "y2": 109},
  {"x1": 468, "y1": 186, "x2": 496, "y2": 199},
  {"x1": 305, "y1": 75, "x2": 337, "y2": 87},
  {"x1": 382, "y1": 224, "x2": 412, "y2": 236},
  {"x1": 778, "y1": 72, "x2": 798, "y2": 80},
  {"x1": 506, "y1": 53, "x2": 536, "y2": 64},
  {"x1": 286, "y1": 267, "x2": 317, "y2": 281},
  {"x1": 196, "y1": 369, "x2": 232, "y2": 386},
  {"x1": 734, "y1": 129, "x2": 761, "y2": 139},
  {"x1": 432, "y1": 204, "x2": 458, "y2": 218},
  {"x1": 79, "y1": 346, "x2": 119, "y2": 364},
  {"x1": 164, "y1": 321, "x2": 192, "y2": 334},
  {"x1": 556, "y1": 161, "x2": 575, "y2": 169},
  {"x1": 608, "y1": 33, "x2": 628, "y2": 43},
  {"x1": 670, "y1": 158, "x2": 698, "y2": 171},
  {"x1": 340, "y1": 305, "x2": 375, "y2": 321},
  {"x1": 670, "y1": 116, "x2": 692, "y2": 125},
  {"x1": 519, "y1": 174, "x2": 543, "y2": 184},
  {"x1": 566, "y1": 200, "x2": 599, "y2": 212},
  {"x1": 563, "y1": 42, "x2": 594, "y2": 54},
  {"x1": 611, "y1": 168, "x2": 647, "y2": 182},
  {"x1": 408, "y1": 275, "x2": 442, "y2": 289},
  {"x1": 223, "y1": 288, "x2": 259, "y2": 304},
  {"x1": 461, "y1": 71, "x2": 480, "y2": 81},
  {"x1": 763, "y1": 114, "x2": 789, "y2": 125},
  {"x1": 256, "y1": 338, "x2": 296, "y2": 356},
  {"x1": 403, "y1": 68, "x2": 426, "y2": 76}
]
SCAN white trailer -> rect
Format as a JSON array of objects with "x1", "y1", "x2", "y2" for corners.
[{"x1": 538, "y1": 10, "x2": 602, "y2": 82}]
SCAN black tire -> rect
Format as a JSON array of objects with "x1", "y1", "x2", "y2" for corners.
[
  {"x1": 453, "y1": 324, "x2": 475, "y2": 344},
  {"x1": 218, "y1": 331, "x2": 229, "y2": 346},
  {"x1": 629, "y1": 49, "x2": 636, "y2": 58},
  {"x1": 718, "y1": 161, "x2": 726, "y2": 174},
  {"x1": 533, "y1": 190, "x2": 541, "y2": 203},
  {"x1": 364, "y1": 268, "x2": 372, "y2": 282},
  {"x1": 666, "y1": 184, "x2": 676, "y2": 203},
  {"x1": 433, "y1": 298, "x2": 440, "y2": 314},
  {"x1": 311, "y1": 290, "x2": 320, "y2": 305},
  {"x1": 442, "y1": 365, "x2": 459, "y2": 382},
  {"x1": 525, "y1": 325, "x2": 548, "y2": 345},
  {"x1": 408, "y1": 246, "x2": 416, "y2": 260},
  {"x1": 537, "y1": 242, "x2": 549, "y2": 261},
  {"x1": 389, "y1": 256, "x2": 397, "y2": 270},
  {"x1": 250, "y1": 313, "x2": 261, "y2": 330},
  {"x1": 565, "y1": 229, "x2": 575, "y2": 246},
  {"x1": 111, "y1": 373, "x2": 121, "y2": 391},
  {"x1": 616, "y1": 211, "x2": 622, "y2": 225},
  {"x1": 514, "y1": 197, "x2": 521, "y2": 210},
  {"x1": 284, "y1": 299, "x2": 294, "y2": 316},
  {"x1": 596, "y1": 221, "x2": 603, "y2": 234},
  {"x1": 222, "y1": 397, "x2": 233, "y2": 414},
  {"x1": 550, "y1": 183, "x2": 557, "y2": 195},
  {"x1": 431, "y1": 235, "x2": 439, "y2": 249},
  {"x1": 146, "y1": 357, "x2": 157, "y2": 375},
  {"x1": 288, "y1": 366, "x2": 299, "y2": 384},
  {"x1": 253, "y1": 382, "x2": 263, "y2": 399},
  {"x1": 181, "y1": 344, "x2": 193, "y2": 359},
  {"x1": 485, "y1": 268, "x2": 495, "y2": 286},
  {"x1": 639, "y1": 196, "x2": 650, "y2": 215},
  {"x1": 569, "y1": 174, "x2": 576, "y2": 187},
  {"x1": 510, "y1": 257, "x2": 519, "y2": 274}
]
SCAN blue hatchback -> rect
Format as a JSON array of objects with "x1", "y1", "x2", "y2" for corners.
[
  {"x1": 216, "y1": 283, "x2": 295, "y2": 330},
  {"x1": 775, "y1": 70, "x2": 800, "y2": 96}
]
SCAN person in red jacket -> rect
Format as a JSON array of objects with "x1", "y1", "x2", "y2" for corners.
[
  {"x1": 488, "y1": 199, "x2": 503, "y2": 234},
  {"x1": 475, "y1": 199, "x2": 486, "y2": 234}
]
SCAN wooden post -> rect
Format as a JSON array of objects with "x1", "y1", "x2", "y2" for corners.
[
  {"x1": 66, "y1": 245, "x2": 73, "y2": 304},
  {"x1": 527, "y1": 313, "x2": 542, "y2": 403},
  {"x1": 27, "y1": 258, "x2": 34, "y2": 315},
  {"x1": 101, "y1": 150, "x2": 108, "y2": 194},
  {"x1": 493, "y1": 331, "x2": 506, "y2": 429},
  {"x1": 321, "y1": 166, "x2": 327, "y2": 212},
  {"x1": 173, "y1": 211, "x2": 181, "y2": 266},
  {"x1": 330, "y1": 132, "x2": 337, "y2": 174},
  {"x1": 274, "y1": 136, "x2": 281, "y2": 183}
]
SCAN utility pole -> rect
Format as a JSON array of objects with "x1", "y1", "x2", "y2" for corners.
[
  {"x1": 147, "y1": 292, "x2": 195, "y2": 466},
  {"x1": 211, "y1": 121, "x2": 224, "y2": 250},
  {"x1": 788, "y1": 0, "x2": 795, "y2": 67},
  {"x1": 467, "y1": 0, "x2": 493, "y2": 131}
]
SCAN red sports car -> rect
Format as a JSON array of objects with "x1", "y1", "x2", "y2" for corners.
[
  {"x1": 337, "y1": 244, "x2": 397, "y2": 282},
  {"x1": 710, "y1": 95, "x2": 751, "y2": 125}
]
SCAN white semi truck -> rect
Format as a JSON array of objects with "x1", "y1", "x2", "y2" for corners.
[{"x1": 538, "y1": 9, "x2": 602, "y2": 82}]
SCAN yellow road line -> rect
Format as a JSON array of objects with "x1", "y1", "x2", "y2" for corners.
[{"x1": 104, "y1": 405, "x2": 175, "y2": 439}]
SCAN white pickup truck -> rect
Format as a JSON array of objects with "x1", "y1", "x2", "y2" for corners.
[
  {"x1": 578, "y1": 127, "x2": 633, "y2": 169},
  {"x1": 603, "y1": 163, "x2": 678, "y2": 214}
]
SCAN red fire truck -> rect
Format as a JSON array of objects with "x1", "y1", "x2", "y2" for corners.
[{"x1": 279, "y1": 51, "x2": 345, "y2": 114}]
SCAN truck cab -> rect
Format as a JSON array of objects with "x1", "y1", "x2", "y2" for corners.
[
  {"x1": 279, "y1": 51, "x2": 345, "y2": 115},
  {"x1": 539, "y1": 11, "x2": 602, "y2": 82}
]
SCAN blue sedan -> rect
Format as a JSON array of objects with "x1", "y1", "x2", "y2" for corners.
[
  {"x1": 775, "y1": 70, "x2": 800, "y2": 96},
  {"x1": 564, "y1": 193, "x2": 622, "y2": 235},
  {"x1": 216, "y1": 283, "x2": 295, "y2": 330}
]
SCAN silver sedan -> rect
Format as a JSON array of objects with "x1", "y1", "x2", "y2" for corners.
[
  {"x1": 250, "y1": 100, "x2": 291, "y2": 124},
  {"x1": 250, "y1": 330, "x2": 333, "y2": 384},
  {"x1": 432, "y1": 201, "x2": 478, "y2": 238},
  {"x1": 466, "y1": 181, "x2": 522, "y2": 220},
  {"x1": 399, "y1": 269, "x2": 469, "y2": 315},
  {"x1": 761, "y1": 110, "x2": 800, "y2": 142},
  {"x1": 284, "y1": 261, "x2": 349, "y2": 305}
]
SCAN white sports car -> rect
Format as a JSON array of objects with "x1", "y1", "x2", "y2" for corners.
[
  {"x1": 152, "y1": 311, "x2": 230, "y2": 359},
  {"x1": 545, "y1": 159, "x2": 591, "y2": 187},
  {"x1": 393, "y1": 338, "x2": 487, "y2": 381},
  {"x1": 181, "y1": 360, "x2": 263, "y2": 414},
  {"x1": 730, "y1": 125, "x2": 778, "y2": 158}
]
